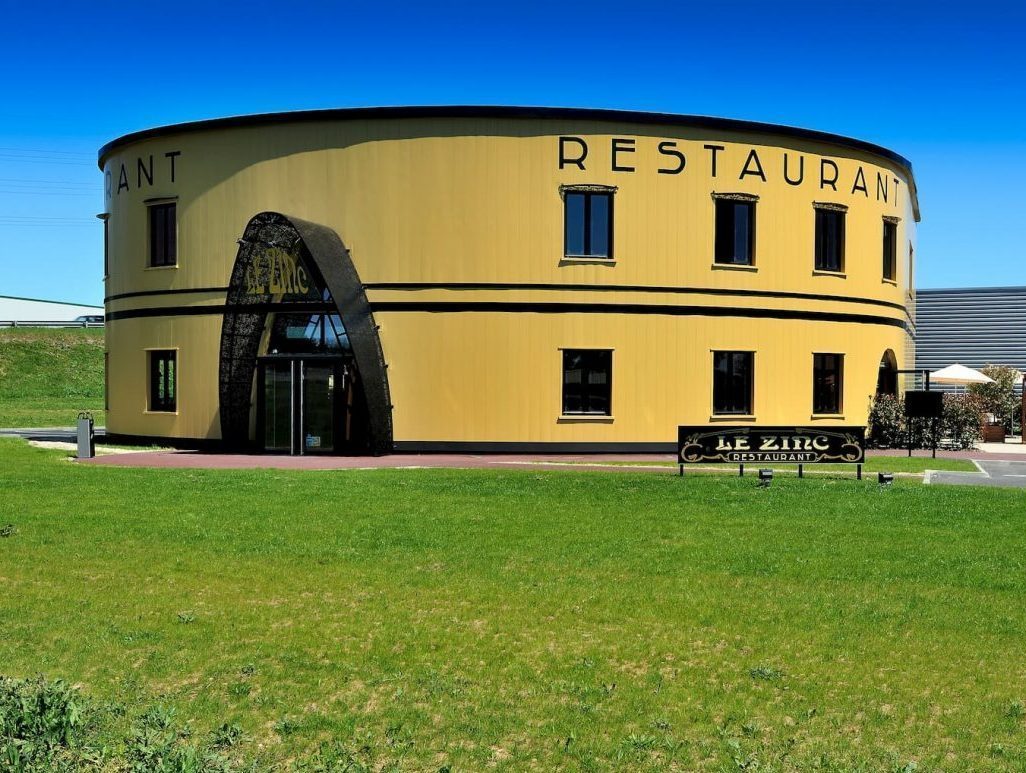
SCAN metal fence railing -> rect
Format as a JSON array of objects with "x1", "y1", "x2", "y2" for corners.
[{"x1": 0, "y1": 320, "x2": 104, "y2": 328}]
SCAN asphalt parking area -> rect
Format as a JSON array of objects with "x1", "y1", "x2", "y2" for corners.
[{"x1": 928, "y1": 460, "x2": 1026, "y2": 489}]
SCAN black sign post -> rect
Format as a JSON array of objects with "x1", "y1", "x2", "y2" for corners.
[
  {"x1": 904, "y1": 391, "x2": 942, "y2": 459},
  {"x1": 677, "y1": 426, "x2": 866, "y2": 479}
]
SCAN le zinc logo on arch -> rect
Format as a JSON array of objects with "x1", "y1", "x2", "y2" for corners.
[{"x1": 557, "y1": 136, "x2": 903, "y2": 207}]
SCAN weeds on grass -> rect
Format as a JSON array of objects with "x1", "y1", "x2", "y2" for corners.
[
  {"x1": 0, "y1": 675, "x2": 82, "y2": 769},
  {"x1": 748, "y1": 665, "x2": 784, "y2": 681},
  {"x1": 0, "y1": 676, "x2": 250, "y2": 772}
]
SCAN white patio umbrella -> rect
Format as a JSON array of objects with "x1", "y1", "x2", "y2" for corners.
[{"x1": 929, "y1": 363, "x2": 995, "y2": 385}]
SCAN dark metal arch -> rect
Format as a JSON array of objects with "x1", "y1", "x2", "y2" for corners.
[
  {"x1": 877, "y1": 348, "x2": 899, "y2": 397},
  {"x1": 218, "y1": 212, "x2": 392, "y2": 454}
]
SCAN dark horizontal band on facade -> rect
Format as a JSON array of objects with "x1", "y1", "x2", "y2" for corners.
[
  {"x1": 363, "y1": 282, "x2": 913, "y2": 317},
  {"x1": 104, "y1": 286, "x2": 230, "y2": 303},
  {"x1": 106, "y1": 301, "x2": 336, "y2": 320},
  {"x1": 106, "y1": 282, "x2": 912, "y2": 319},
  {"x1": 105, "y1": 299, "x2": 911, "y2": 332}
]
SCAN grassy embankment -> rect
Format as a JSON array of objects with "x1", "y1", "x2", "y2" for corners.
[
  {"x1": 1, "y1": 438, "x2": 1024, "y2": 770},
  {"x1": 0, "y1": 327, "x2": 104, "y2": 428}
]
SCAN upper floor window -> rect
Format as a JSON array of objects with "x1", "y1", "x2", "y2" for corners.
[
  {"x1": 148, "y1": 349, "x2": 177, "y2": 412},
  {"x1": 814, "y1": 203, "x2": 847, "y2": 273},
  {"x1": 148, "y1": 200, "x2": 177, "y2": 267},
  {"x1": 882, "y1": 217, "x2": 898, "y2": 282},
  {"x1": 563, "y1": 186, "x2": 614, "y2": 259},
  {"x1": 713, "y1": 194, "x2": 757, "y2": 266},
  {"x1": 813, "y1": 353, "x2": 844, "y2": 415},
  {"x1": 712, "y1": 351, "x2": 753, "y2": 416},
  {"x1": 562, "y1": 349, "x2": 612, "y2": 415}
]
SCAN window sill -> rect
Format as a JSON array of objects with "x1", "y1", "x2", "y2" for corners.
[
  {"x1": 143, "y1": 409, "x2": 178, "y2": 415},
  {"x1": 810, "y1": 414, "x2": 845, "y2": 420},
  {"x1": 882, "y1": 277, "x2": 898, "y2": 286},
  {"x1": 711, "y1": 262, "x2": 757, "y2": 272},
  {"x1": 709, "y1": 414, "x2": 756, "y2": 422},
  {"x1": 145, "y1": 264, "x2": 179, "y2": 271},
  {"x1": 812, "y1": 269, "x2": 846, "y2": 278},
  {"x1": 560, "y1": 256, "x2": 616, "y2": 266},
  {"x1": 558, "y1": 414, "x2": 614, "y2": 423}
]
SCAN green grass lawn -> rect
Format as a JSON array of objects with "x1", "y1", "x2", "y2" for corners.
[
  {"x1": 2, "y1": 439, "x2": 1026, "y2": 770},
  {"x1": 0, "y1": 328, "x2": 105, "y2": 428}
]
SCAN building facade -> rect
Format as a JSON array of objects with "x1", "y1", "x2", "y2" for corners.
[{"x1": 99, "y1": 107, "x2": 919, "y2": 453}]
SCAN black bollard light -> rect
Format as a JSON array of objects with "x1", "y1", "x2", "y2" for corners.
[
  {"x1": 758, "y1": 468, "x2": 773, "y2": 487},
  {"x1": 878, "y1": 472, "x2": 894, "y2": 486}
]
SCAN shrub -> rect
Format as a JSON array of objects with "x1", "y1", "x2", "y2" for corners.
[
  {"x1": 968, "y1": 365, "x2": 1021, "y2": 431},
  {"x1": 942, "y1": 394, "x2": 984, "y2": 450},
  {"x1": 867, "y1": 394, "x2": 904, "y2": 448}
]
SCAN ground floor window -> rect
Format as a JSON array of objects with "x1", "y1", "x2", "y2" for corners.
[
  {"x1": 562, "y1": 349, "x2": 612, "y2": 415},
  {"x1": 148, "y1": 350, "x2": 177, "y2": 412},
  {"x1": 813, "y1": 353, "x2": 844, "y2": 414},
  {"x1": 713, "y1": 351, "x2": 753, "y2": 415}
]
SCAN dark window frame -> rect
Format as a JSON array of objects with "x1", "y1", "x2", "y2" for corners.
[
  {"x1": 99, "y1": 213, "x2": 110, "y2": 278},
  {"x1": 812, "y1": 352, "x2": 844, "y2": 415},
  {"x1": 561, "y1": 348, "x2": 613, "y2": 416},
  {"x1": 562, "y1": 186, "x2": 615, "y2": 259},
  {"x1": 148, "y1": 349, "x2": 177, "y2": 412},
  {"x1": 147, "y1": 199, "x2": 178, "y2": 268},
  {"x1": 713, "y1": 193, "x2": 758, "y2": 266},
  {"x1": 813, "y1": 203, "x2": 847, "y2": 273},
  {"x1": 712, "y1": 350, "x2": 754, "y2": 416},
  {"x1": 882, "y1": 217, "x2": 899, "y2": 282}
]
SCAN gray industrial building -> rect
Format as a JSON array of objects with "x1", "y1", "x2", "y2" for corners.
[{"x1": 916, "y1": 286, "x2": 1026, "y2": 392}]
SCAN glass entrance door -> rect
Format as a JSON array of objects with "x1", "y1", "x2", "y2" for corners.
[
  {"x1": 259, "y1": 359, "x2": 344, "y2": 455},
  {"x1": 263, "y1": 361, "x2": 294, "y2": 453},
  {"x1": 301, "y1": 363, "x2": 335, "y2": 454}
]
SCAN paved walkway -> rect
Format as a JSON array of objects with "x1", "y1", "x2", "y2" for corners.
[
  {"x1": 81, "y1": 450, "x2": 678, "y2": 473},
  {"x1": 928, "y1": 460, "x2": 1026, "y2": 489},
  {"x1": 73, "y1": 445, "x2": 1026, "y2": 469},
  {"x1": 7, "y1": 426, "x2": 1026, "y2": 485}
]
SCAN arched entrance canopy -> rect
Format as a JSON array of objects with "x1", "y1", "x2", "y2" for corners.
[
  {"x1": 218, "y1": 212, "x2": 392, "y2": 454},
  {"x1": 877, "y1": 349, "x2": 898, "y2": 396}
]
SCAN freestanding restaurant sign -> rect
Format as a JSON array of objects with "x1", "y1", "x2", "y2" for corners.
[{"x1": 677, "y1": 426, "x2": 866, "y2": 477}]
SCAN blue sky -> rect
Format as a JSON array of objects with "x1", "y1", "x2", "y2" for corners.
[{"x1": 1, "y1": 0, "x2": 1023, "y2": 306}]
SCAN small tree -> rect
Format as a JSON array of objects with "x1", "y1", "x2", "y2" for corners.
[
  {"x1": 942, "y1": 393, "x2": 984, "y2": 450},
  {"x1": 968, "y1": 365, "x2": 1021, "y2": 431}
]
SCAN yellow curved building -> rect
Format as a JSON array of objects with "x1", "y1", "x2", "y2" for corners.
[{"x1": 98, "y1": 107, "x2": 918, "y2": 454}]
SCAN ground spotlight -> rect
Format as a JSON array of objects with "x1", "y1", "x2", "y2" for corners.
[
  {"x1": 878, "y1": 472, "x2": 894, "y2": 486},
  {"x1": 758, "y1": 468, "x2": 773, "y2": 487}
]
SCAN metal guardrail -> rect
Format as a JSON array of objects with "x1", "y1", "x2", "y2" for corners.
[{"x1": 0, "y1": 320, "x2": 104, "y2": 328}]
